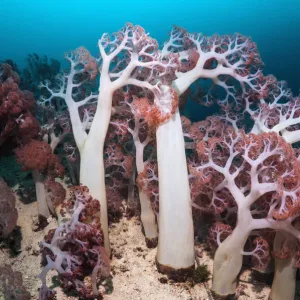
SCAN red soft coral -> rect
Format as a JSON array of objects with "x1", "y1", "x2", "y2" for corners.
[
  {"x1": 38, "y1": 186, "x2": 110, "y2": 299},
  {"x1": 191, "y1": 131, "x2": 300, "y2": 296},
  {"x1": 15, "y1": 140, "x2": 64, "y2": 177},
  {"x1": 0, "y1": 65, "x2": 40, "y2": 147}
]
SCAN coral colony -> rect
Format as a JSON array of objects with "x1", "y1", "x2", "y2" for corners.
[{"x1": 1, "y1": 23, "x2": 300, "y2": 300}]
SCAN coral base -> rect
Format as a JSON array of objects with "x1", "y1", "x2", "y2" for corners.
[
  {"x1": 145, "y1": 237, "x2": 158, "y2": 248},
  {"x1": 156, "y1": 258, "x2": 194, "y2": 281}
]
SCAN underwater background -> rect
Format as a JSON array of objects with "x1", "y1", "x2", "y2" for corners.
[
  {"x1": 1, "y1": 0, "x2": 299, "y2": 95},
  {"x1": 2, "y1": 1, "x2": 300, "y2": 299}
]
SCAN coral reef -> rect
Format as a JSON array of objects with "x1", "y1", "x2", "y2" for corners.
[{"x1": 2, "y1": 22, "x2": 300, "y2": 300}]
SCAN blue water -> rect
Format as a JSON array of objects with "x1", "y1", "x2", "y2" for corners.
[{"x1": 1, "y1": 0, "x2": 299, "y2": 93}]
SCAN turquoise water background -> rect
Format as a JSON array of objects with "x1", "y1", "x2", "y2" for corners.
[{"x1": 0, "y1": 0, "x2": 299, "y2": 92}]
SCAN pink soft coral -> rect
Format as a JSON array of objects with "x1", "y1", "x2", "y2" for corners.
[
  {"x1": 38, "y1": 186, "x2": 110, "y2": 299},
  {"x1": 190, "y1": 131, "x2": 300, "y2": 296}
]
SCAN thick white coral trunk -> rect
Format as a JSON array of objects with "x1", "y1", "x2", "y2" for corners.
[
  {"x1": 139, "y1": 190, "x2": 158, "y2": 241},
  {"x1": 269, "y1": 231, "x2": 297, "y2": 300},
  {"x1": 156, "y1": 109, "x2": 194, "y2": 270},
  {"x1": 269, "y1": 256, "x2": 296, "y2": 300},
  {"x1": 212, "y1": 210, "x2": 252, "y2": 296},
  {"x1": 32, "y1": 170, "x2": 50, "y2": 218},
  {"x1": 135, "y1": 144, "x2": 158, "y2": 243},
  {"x1": 80, "y1": 139, "x2": 109, "y2": 253},
  {"x1": 79, "y1": 88, "x2": 113, "y2": 255}
]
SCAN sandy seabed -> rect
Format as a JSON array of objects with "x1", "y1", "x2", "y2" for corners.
[{"x1": 1, "y1": 191, "x2": 296, "y2": 300}]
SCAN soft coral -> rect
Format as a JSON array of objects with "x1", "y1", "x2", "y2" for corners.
[
  {"x1": 190, "y1": 131, "x2": 300, "y2": 296},
  {"x1": 15, "y1": 140, "x2": 65, "y2": 218},
  {"x1": 38, "y1": 185, "x2": 110, "y2": 299},
  {"x1": 0, "y1": 63, "x2": 40, "y2": 147}
]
